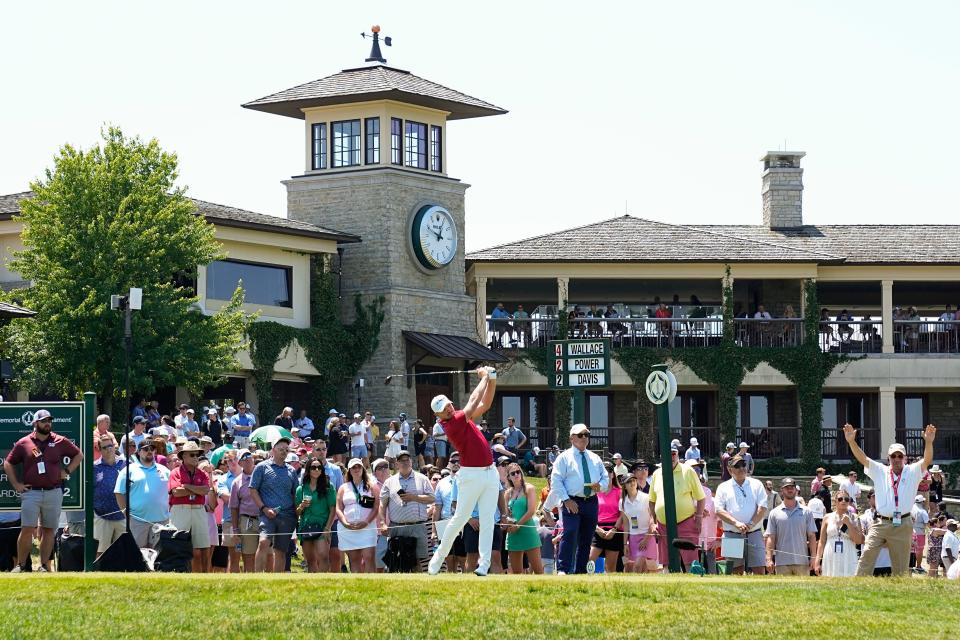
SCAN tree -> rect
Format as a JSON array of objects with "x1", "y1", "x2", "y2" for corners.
[{"x1": 8, "y1": 127, "x2": 249, "y2": 417}]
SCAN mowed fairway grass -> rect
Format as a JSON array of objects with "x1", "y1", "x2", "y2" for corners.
[{"x1": 0, "y1": 574, "x2": 956, "y2": 639}]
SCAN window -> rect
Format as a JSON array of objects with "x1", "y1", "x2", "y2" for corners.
[
  {"x1": 587, "y1": 394, "x2": 609, "y2": 434},
  {"x1": 737, "y1": 393, "x2": 772, "y2": 429},
  {"x1": 391, "y1": 118, "x2": 402, "y2": 165},
  {"x1": 332, "y1": 119, "x2": 361, "y2": 167},
  {"x1": 311, "y1": 123, "x2": 326, "y2": 170},
  {"x1": 207, "y1": 259, "x2": 292, "y2": 308},
  {"x1": 430, "y1": 125, "x2": 442, "y2": 172},
  {"x1": 404, "y1": 121, "x2": 427, "y2": 169},
  {"x1": 365, "y1": 117, "x2": 380, "y2": 165},
  {"x1": 501, "y1": 396, "x2": 522, "y2": 429}
]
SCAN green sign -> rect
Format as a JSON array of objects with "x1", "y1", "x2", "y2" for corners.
[
  {"x1": 548, "y1": 339, "x2": 611, "y2": 389},
  {"x1": 0, "y1": 402, "x2": 85, "y2": 511}
]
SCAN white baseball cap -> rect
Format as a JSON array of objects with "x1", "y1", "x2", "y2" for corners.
[
  {"x1": 888, "y1": 443, "x2": 906, "y2": 456},
  {"x1": 347, "y1": 458, "x2": 364, "y2": 470},
  {"x1": 431, "y1": 394, "x2": 452, "y2": 414},
  {"x1": 613, "y1": 453, "x2": 622, "y2": 459},
  {"x1": 689, "y1": 437, "x2": 699, "y2": 446},
  {"x1": 569, "y1": 423, "x2": 590, "y2": 436},
  {"x1": 739, "y1": 442, "x2": 750, "y2": 449}
]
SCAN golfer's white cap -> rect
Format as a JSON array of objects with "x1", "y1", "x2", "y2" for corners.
[
  {"x1": 431, "y1": 394, "x2": 452, "y2": 414},
  {"x1": 888, "y1": 443, "x2": 906, "y2": 456},
  {"x1": 689, "y1": 437, "x2": 699, "y2": 446}
]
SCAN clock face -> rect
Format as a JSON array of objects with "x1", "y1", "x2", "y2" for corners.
[{"x1": 411, "y1": 205, "x2": 458, "y2": 270}]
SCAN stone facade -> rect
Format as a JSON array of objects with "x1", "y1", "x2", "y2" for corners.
[
  {"x1": 929, "y1": 392, "x2": 960, "y2": 427},
  {"x1": 286, "y1": 168, "x2": 477, "y2": 420}
]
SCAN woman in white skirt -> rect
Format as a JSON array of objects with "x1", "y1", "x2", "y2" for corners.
[
  {"x1": 814, "y1": 489, "x2": 864, "y2": 577},
  {"x1": 384, "y1": 421, "x2": 404, "y2": 468},
  {"x1": 336, "y1": 458, "x2": 380, "y2": 572}
]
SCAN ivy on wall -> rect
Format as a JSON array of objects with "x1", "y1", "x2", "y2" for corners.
[
  {"x1": 520, "y1": 272, "x2": 855, "y2": 467},
  {"x1": 247, "y1": 255, "x2": 384, "y2": 422}
]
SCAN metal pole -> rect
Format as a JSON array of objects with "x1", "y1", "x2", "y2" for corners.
[
  {"x1": 573, "y1": 388, "x2": 585, "y2": 425},
  {"x1": 124, "y1": 303, "x2": 132, "y2": 536},
  {"x1": 83, "y1": 391, "x2": 97, "y2": 571},
  {"x1": 653, "y1": 363, "x2": 681, "y2": 573}
]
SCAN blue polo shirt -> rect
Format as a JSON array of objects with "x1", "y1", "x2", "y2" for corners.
[
  {"x1": 94, "y1": 458, "x2": 125, "y2": 520},
  {"x1": 250, "y1": 461, "x2": 298, "y2": 514},
  {"x1": 434, "y1": 475, "x2": 456, "y2": 519},
  {"x1": 114, "y1": 461, "x2": 171, "y2": 523},
  {"x1": 218, "y1": 470, "x2": 239, "y2": 525}
]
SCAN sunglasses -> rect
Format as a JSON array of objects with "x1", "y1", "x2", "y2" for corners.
[
  {"x1": 889, "y1": 453, "x2": 905, "y2": 459},
  {"x1": 509, "y1": 470, "x2": 522, "y2": 477},
  {"x1": 431, "y1": 477, "x2": 441, "y2": 482},
  {"x1": 836, "y1": 497, "x2": 851, "y2": 502},
  {"x1": 101, "y1": 445, "x2": 115, "y2": 450},
  {"x1": 732, "y1": 462, "x2": 746, "y2": 469},
  {"x1": 310, "y1": 465, "x2": 323, "y2": 471},
  {"x1": 574, "y1": 433, "x2": 589, "y2": 439}
]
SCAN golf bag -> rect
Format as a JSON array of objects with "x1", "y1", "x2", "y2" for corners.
[
  {"x1": 94, "y1": 531, "x2": 149, "y2": 572},
  {"x1": 55, "y1": 532, "x2": 84, "y2": 572},
  {"x1": 154, "y1": 528, "x2": 193, "y2": 572},
  {"x1": 384, "y1": 535, "x2": 419, "y2": 573}
]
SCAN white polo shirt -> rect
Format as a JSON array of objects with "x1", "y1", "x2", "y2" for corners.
[
  {"x1": 714, "y1": 476, "x2": 767, "y2": 532},
  {"x1": 941, "y1": 530, "x2": 959, "y2": 560},
  {"x1": 864, "y1": 459, "x2": 924, "y2": 518},
  {"x1": 839, "y1": 478, "x2": 861, "y2": 502}
]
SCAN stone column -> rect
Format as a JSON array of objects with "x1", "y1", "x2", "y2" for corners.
[
  {"x1": 881, "y1": 280, "x2": 894, "y2": 353},
  {"x1": 557, "y1": 277, "x2": 569, "y2": 310},
  {"x1": 475, "y1": 276, "x2": 488, "y2": 343},
  {"x1": 880, "y1": 386, "x2": 896, "y2": 448}
]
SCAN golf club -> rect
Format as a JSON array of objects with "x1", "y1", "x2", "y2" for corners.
[{"x1": 383, "y1": 367, "x2": 497, "y2": 385}]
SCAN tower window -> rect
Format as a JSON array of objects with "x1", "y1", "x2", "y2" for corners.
[
  {"x1": 405, "y1": 121, "x2": 427, "y2": 170},
  {"x1": 311, "y1": 123, "x2": 326, "y2": 170},
  {"x1": 365, "y1": 117, "x2": 380, "y2": 165},
  {"x1": 391, "y1": 118, "x2": 402, "y2": 165},
  {"x1": 332, "y1": 119, "x2": 361, "y2": 167},
  {"x1": 430, "y1": 125, "x2": 442, "y2": 172}
]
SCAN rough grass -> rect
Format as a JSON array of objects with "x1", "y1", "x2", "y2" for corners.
[{"x1": 0, "y1": 574, "x2": 955, "y2": 639}]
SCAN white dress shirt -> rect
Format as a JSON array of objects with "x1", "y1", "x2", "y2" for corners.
[
  {"x1": 864, "y1": 459, "x2": 923, "y2": 517},
  {"x1": 549, "y1": 446, "x2": 608, "y2": 501}
]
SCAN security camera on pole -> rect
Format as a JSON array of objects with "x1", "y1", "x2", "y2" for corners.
[{"x1": 645, "y1": 363, "x2": 681, "y2": 572}]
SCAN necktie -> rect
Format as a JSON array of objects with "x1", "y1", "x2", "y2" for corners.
[{"x1": 580, "y1": 451, "x2": 592, "y2": 497}]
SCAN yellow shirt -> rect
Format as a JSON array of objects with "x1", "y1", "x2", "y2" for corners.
[{"x1": 648, "y1": 462, "x2": 705, "y2": 523}]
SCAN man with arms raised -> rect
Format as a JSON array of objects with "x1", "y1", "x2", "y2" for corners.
[
  {"x1": 427, "y1": 366, "x2": 499, "y2": 576},
  {"x1": 844, "y1": 422, "x2": 936, "y2": 576}
]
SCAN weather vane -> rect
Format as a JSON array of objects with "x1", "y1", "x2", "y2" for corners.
[{"x1": 361, "y1": 25, "x2": 392, "y2": 64}]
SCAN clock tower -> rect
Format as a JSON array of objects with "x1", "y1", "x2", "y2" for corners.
[{"x1": 242, "y1": 27, "x2": 507, "y2": 419}]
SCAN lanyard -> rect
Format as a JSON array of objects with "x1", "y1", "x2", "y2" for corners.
[{"x1": 890, "y1": 469, "x2": 901, "y2": 508}]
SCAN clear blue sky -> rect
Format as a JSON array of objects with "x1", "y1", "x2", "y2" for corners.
[{"x1": 2, "y1": 2, "x2": 958, "y2": 251}]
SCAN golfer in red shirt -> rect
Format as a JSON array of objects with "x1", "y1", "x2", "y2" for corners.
[{"x1": 427, "y1": 366, "x2": 499, "y2": 576}]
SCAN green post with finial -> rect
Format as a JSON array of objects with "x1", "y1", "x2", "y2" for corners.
[{"x1": 647, "y1": 363, "x2": 681, "y2": 572}]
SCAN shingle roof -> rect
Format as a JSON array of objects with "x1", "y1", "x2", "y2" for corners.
[
  {"x1": 466, "y1": 215, "x2": 843, "y2": 264},
  {"x1": 242, "y1": 65, "x2": 506, "y2": 120},
  {"x1": 0, "y1": 191, "x2": 359, "y2": 244},
  {"x1": 0, "y1": 301, "x2": 35, "y2": 318},
  {"x1": 689, "y1": 224, "x2": 960, "y2": 265},
  {"x1": 403, "y1": 331, "x2": 509, "y2": 363}
]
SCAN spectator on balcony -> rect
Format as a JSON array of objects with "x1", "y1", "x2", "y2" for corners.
[
  {"x1": 836, "y1": 309, "x2": 854, "y2": 342},
  {"x1": 688, "y1": 295, "x2": 707, "y2": 319},
  {"x1": 586, "y1": 305, "x2": 603, "y2": 337},
  {"x1": 754, "y1": 305, "x2": 772, "y2": 320},
  {"x1": 904, "y1": 306, "x2": 922, "y2": 351},
  {"x1": 819, "y1": 308, "x2": 834, "y2": 343},
  {"x1": 938, "y1": 304, "x2": 956, "y2": 323},
  {"x1": 604, "y1": 305, "x2": 626, "y2": 337},
  {"x1": 861, "y1": 314, "x2": 878, "y2": 342},
  {"x1": 490, "y1": 302, "x2": 512, "y2": 347},
  {"x1": 568, "y1": 305, "x2": 586, "y2": 337},
  {"x1": 671, "y1": 294, "x2": 683, "y2": 317},
  {"x1": 654, "y1": 301, "x2": 672, "y2": 336},
  {"x1": 512, "y1": 304, "x2": 531, "y2": 346},
  {"x1": 684, "y1": 438, "x2": 701, "y2": 462},
  {"x1": 738, "y1": 443, "x2": 754, "y2": 476}
]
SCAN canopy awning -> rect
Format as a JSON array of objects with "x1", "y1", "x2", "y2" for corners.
[{"x1": 402, "y1": 331, "x2": 508, "y2": 363}]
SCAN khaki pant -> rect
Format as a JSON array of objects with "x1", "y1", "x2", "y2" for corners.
[
  {"x1": 856, "y1": 515, "x2": 912, "y2": 577},
  {"x1": 93, "y1": 516, "x2": 126, "y2": 553},
  {"x1": 775, "y1": 564, "x2": 807, "y2": 576}
]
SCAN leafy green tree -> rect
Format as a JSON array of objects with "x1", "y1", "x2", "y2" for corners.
[{"x1": 8, "y1": 127, "x2": 249, "y2": 417}]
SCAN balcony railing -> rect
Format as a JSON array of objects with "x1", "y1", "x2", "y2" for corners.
[
  {"x1": 818, "y1": 320, "x2": 882, "y2": 353},
  {"x1": 487, "y1": 316, "x2": 960, "y2": 355},
  {"x1": 820, "y1": 426, "x2": 881, "y2": 460},
  {"x1": 734, "y1": 318, "x2": 804, "y2": 348},
  {"x1": 898, "y1": 427, "x2": 960, "y2": 459},
  {"x1": 893, "y1": 320, "x2": 960, "y2": 354},
  {"x1": 487, "y1": 317, "x2": 724, "y2": 349}
]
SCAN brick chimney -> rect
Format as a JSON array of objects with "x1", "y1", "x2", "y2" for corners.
[{"x1": 761, "y1": 151, "x2": 805, "y2": 228}]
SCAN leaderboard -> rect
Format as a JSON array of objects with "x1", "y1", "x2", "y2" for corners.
[{"x1": 547, "y1": 339, "x2": 611, "y2": 389}]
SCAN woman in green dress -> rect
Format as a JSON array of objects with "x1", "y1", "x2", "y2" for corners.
[
  {"x1": 504, "y1": 463, "x2": 544, "y2": 574},
  {"x1": 296, "y1": 456, "x2": 337, "y2": 573}
]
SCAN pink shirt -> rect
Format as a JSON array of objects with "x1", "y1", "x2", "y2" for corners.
[
  {"x1": 597, "y1": 486, "x2": 622, "y2": 524},
  {"x1": 700, "y1": 485, "x2": 719, "y2": 550}
]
